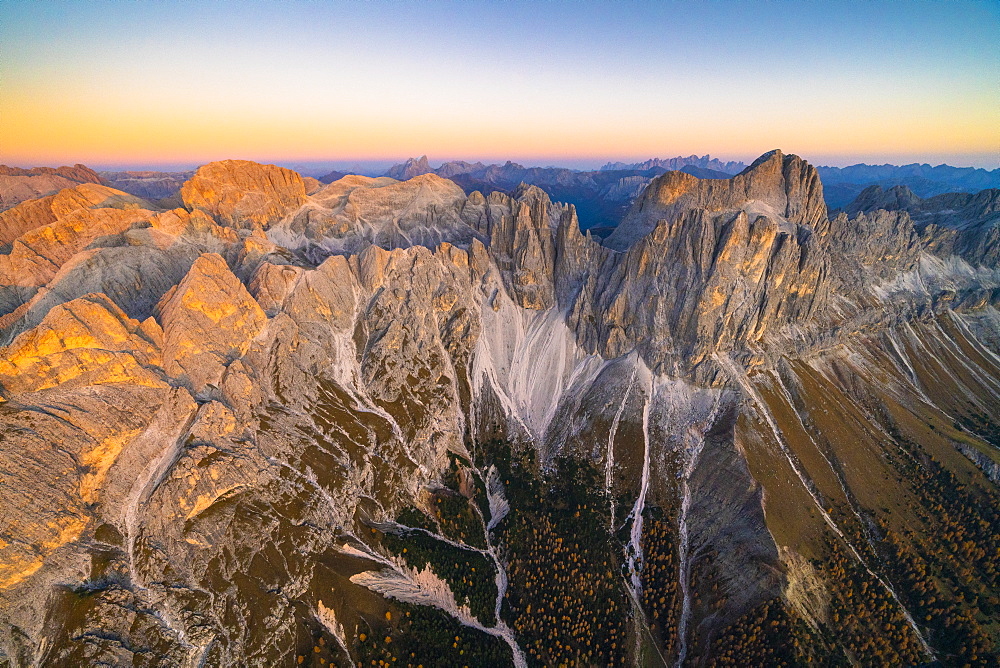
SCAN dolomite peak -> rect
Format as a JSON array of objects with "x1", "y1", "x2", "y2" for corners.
[
  {"x1": 180, "y1": 159, "x2": 308, "y2": 229},
  {"x1": 605, "y1": 149, "x2": 827, "y2": 250}
]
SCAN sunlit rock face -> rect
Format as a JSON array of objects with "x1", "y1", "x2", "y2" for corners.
[
  {"x1": 180, "y1": 160, "x2": 308, "y2": 230},
  {"x1": 0, "y1": 153, "x2": 998, "y2": 667}
]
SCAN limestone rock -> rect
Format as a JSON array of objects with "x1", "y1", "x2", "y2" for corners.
[
  {"x1": 180, "y1": 159, "x2": 307, "y2": 229},
  {"x1": 606, "y1": 149, "x2": 827, "y2": 250},
  {"x1": 158, "y1": 253, "x2": 266, "y2": 394},
  {"x1": 0, "y1": 383, "x2": 170, "y2": 593},
  {"x1": 842, "y1": 184, "x2": 922, "y2": 217},
  {"x1": 0, "y1": 293, "x2": 164, "y2": 396},
  {"x1": 0, "y1": 244, "x2": 196, "y2": 346},
  {"x1": 0, "y1": 206, "x2": 155, "y2": 289},
  {"x1": 826, "y1": 208, "x2": 923, "y2": 282},
  {"x1": 843, "y1": 185, "x2": 1000, "y2": 267},
  {"x1": 270, "y1": 173, "x2": 483, "y2": 256},
  {"x1": 460, "y1": 184, "x2": 567, "y2": 309},
  {"x1": 0, "y1": 184, "x2": 162, "y2": 341},
  {"x1": 0, "y1": 183, "x2": 152, "y2": 249},
  {"x1": 302, "y1": 176, "x2": 323, "y2": 195}
]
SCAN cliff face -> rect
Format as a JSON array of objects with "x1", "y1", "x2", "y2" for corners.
[
  {"x1": 844, "y1": 184, "x2": 1000, "y2": 267},
  {"x1": 0, "y1": 153, "x2": 998, "y2": 667}
]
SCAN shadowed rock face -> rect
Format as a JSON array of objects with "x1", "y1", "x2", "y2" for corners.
[
  {"x1": 0, "y1": 152, "x2": 998, "y2": 667},
  {"x1": 100, "y1": 170, "x2": 196, "y2": 202},
  {"x1": 843, "y1": 183, "x2": 1000, "y2": 267}
]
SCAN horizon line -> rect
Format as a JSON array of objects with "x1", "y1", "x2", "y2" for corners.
[{"x1": 4, "y1": 151, "x2": 999, "y2": 174}]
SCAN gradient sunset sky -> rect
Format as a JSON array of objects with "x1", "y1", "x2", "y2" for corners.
[{"x1": 2, "y1": 0, "x2": 998, "y2": 170}]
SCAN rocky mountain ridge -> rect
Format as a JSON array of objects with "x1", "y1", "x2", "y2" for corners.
[
  {"x1": 817, "y1": 161, "x2": 1000, "y2": 209},
  {"x1": 372, "y1": 155, "x2": 749, "y2": 231},
  {"x1": 0, "y1": 164, "x2": 107, "y2": 212},
  {"x1": 842, "y1": 184, "x2": 1000, "y2": 267},
  {"x1": 599, "y1": 155, "x2": 747, "y2": 173},
  {"x1": 0, "y1": 151, "x2": 997, "y2": 666}
]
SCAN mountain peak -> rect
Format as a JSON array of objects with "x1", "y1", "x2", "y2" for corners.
[
  {"x1": 742, "y1": 148, "x2": 784, "y2": 172},
  {"x1": 512, "y1": 182, "x2": 552, "y2": 205},
  {"x1": 386, "y1": 155, "x2": 433, "y2": 180},
  {"x1": 843, "y1": 184, "x2": 921, "y2": 217},
  {"x1": 605, "y1": 149, "x2": 826, "y2": 250}
]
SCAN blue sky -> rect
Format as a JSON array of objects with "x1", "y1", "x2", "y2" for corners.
[{"x1": 2, "y1": 0, "x2": 998, "y2": 169}]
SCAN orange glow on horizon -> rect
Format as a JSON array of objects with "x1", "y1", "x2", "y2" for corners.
[{"x1": 4, "y1": 88, "x2": 997, "y2": 168}]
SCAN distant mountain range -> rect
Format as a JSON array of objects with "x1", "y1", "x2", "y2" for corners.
[
  {"x1": 334, "y1": 155, "x2": 745, "y2": 229},
  {"x1": 599, "y1": 155, "x2": 747, "y2": 173},
  {"x1": 817, "y1": 162, "x2": 1000, "y2": 209},
  {"x1": 5, "y1": 156, "x2": 995, "y2": 233},
  {"x1": 361, "y1": 156, "x2": 1000, "y2": 228}
]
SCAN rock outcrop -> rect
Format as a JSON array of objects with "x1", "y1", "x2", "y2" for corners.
[
  {"x1": 180, "y1": 159, "x2": 307, "y2": 229},
  {"x1": 0, "y1": 183, "x2": 151, "y2": 249},
  {"x1": 605, "y1": 149, "x2": 827, "y2": 250},
  {"x1": 270, "y1": 173, "x2": 483, "y2": 256},
  {"x1": 0, "y1": 293, "x2": 164, "y2": 395},
  {"x1": 842, "y1": 183, "x2": 923, "y2": 217},
  {"x1": 158, "y1": 253, "x2": 266, "y2": 394},
  {"x1": 843, "y1": 184, "x2": 1000, "y2": 267}
]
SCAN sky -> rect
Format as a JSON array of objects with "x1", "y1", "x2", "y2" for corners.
[{"x1": 2, "y1": 0, "x2": 998, "y2": 171}]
